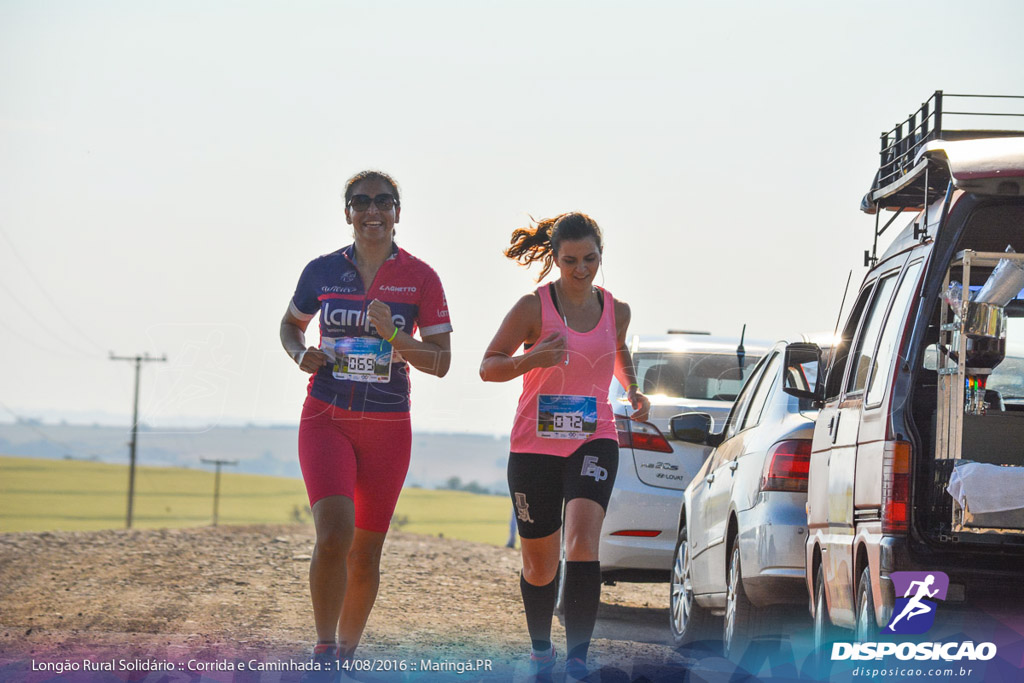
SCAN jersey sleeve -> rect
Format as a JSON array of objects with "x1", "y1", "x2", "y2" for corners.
[
  {"x1": 417, "y1": 266, "x2": 453, "y2": 337},
  {"x1": 289, "y1": 259, "x2": 320, "y2": 322}
]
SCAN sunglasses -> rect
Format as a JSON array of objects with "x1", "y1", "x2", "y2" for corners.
[{"x1": 347, "y1": 194, "x2": 398, "y2": 211}]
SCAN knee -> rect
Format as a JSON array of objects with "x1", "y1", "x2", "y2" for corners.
[
  {"x1": 563, "y1": 534, "x2": 600, "y2": 562},
  {"x1": 314, "y1": 528, "x2": 352, "y2": 560},
  {"x1": 346, "y1": 546, "x2": 383, "y2": 582},
  {"x1": 522, "y1": 553, "x2": 559, "y2": 585}
]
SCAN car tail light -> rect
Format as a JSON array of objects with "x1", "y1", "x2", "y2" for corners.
[
  {"x1": 760, "y1": 439, "x2": 812, "y2": 492},
  {"x1": 882, "y1": 440, "x2": 911, "y2": 535},
  {"x1": 610, "y1": 530, "x2": 661, "y2": 537},
  {"x1": 617, "y1": 419, "x2": 672, "y2": 453}
]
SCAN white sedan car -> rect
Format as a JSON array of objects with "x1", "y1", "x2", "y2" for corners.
[{"x1": 555, "y1": 333, "x2": 769, "y2": 610}]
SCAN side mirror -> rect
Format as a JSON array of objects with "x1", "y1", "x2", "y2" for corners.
[
  {"x1": 782, "y1": 342, "x2": 824, "y2": 402},
  {"x1": 671, "y1": 412, "x2": 714, "y2": 444}
]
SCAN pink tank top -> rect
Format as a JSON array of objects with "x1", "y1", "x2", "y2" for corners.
[{"x1": 509, "y1": 284, "x2": 619, "y2": 456}]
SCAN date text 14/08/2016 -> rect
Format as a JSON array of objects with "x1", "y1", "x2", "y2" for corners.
[{"x1": 344, "y1": 659, "x2": 494, "y2": 674}]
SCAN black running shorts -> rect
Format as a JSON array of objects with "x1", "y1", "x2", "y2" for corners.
[{"x1": 507, "y1": 438, "x2": 619, "y2": 539}]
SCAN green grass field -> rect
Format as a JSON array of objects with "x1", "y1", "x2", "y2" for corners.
[{"x1": 0, "y1": 456, "x2": 512, "y2": 546}]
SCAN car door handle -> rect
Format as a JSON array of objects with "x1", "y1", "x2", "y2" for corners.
[{"x1": 705, "y1": 473, "x2": 715, "y2": 484}]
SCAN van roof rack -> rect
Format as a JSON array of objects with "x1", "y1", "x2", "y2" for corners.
[{"x1": 863, "y1": 91, "x2": 1024, "y2": 214}]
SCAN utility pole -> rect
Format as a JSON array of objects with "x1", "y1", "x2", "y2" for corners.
[
  {"x1": 110, "y1": 352, "x2": 167, "y2": 528},
  {"x1": 200, "y1": 458, "x2": 238, "y2": 526}
]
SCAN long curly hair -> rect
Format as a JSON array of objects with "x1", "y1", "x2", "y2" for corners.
[{"x1": 504, "y1": 212, "x2": 603, "y2": 281}]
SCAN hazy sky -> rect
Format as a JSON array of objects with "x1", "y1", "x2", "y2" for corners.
[{"x1": 2, "y1": 1, "x2": 1022, "y2": 434}]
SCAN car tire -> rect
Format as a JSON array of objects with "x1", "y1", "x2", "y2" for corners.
[
  {"x1": 724, "y1": 541, "x2": 768, "y2": 660},
  {"x1": 855, "y1": 566, "x2": 878, "y2": 642},
  {"x1": 813, "y1": 564, "x2": 838, "y2": 653},
  {"x1": 669, "y1": 525, "x2": 719, "y2": 646},
  {"x1": 553, "y1": 551, "x2": 566, "y2": 616}
]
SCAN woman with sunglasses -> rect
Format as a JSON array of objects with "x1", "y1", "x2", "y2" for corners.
[
  {"x1": 480, "y1": 212, "x2": 648, "y2": 681},
  {"x1": 280, "y1": 170, "x2": 452, "y2": 671}
]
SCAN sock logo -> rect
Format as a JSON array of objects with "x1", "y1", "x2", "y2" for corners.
[
  {"x1": 886, "y1": 571, "x2": 949, "y2": 635},
  {"x1": 514, "y1": 493, "x2": 534, "y2": 523},
  {"x1": 581, "y1": 455, "x2": 608, "y2": 482}
]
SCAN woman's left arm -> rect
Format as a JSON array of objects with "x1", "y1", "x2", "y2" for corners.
[
  {"x1": 613, "y1": 299, "x2": 650, "y2": 422},
  {"x1": 367, "y1": 299, "x2": 451, "y2": 377}
]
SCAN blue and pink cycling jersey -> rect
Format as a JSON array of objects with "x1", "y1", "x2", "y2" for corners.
[{"x1": 289, "y1": 243, "x2": 452, "y2": 412}]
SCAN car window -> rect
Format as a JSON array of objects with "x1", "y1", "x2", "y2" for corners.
[
  {"x1": 740, "y1": 352, "x2": 782, "y2": 432},
  {"x1": 634, "y1": 351, "x2": 761, "y2": 401},
  {"x1": 866, "y1": 261, "x2": 922, "y2": 405},
  {"x1": 846, "y1": 273, "x2": 899, "y2": 395},
  {"x1": 825, "y1": 285, "x2": 873, "y2": 401},
  {"x1": 723, "y1": 354, "x2": 769, "y2": 439}
]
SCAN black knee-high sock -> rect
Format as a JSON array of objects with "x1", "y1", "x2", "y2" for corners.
[
  {"x1": 520, "y1": 572, "x2": 557, "y2": 651},
  {"x1": 564, "y1": 561, "x2": 602, "y2": 662}
]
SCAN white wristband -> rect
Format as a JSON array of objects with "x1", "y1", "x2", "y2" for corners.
[{"x1": 295, "y1": 349, "x2": 307, "y2": 366}]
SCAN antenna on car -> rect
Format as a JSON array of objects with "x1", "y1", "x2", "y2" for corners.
[{"x1": 736, "y1": 324, "x2": 746, "y2": 374}]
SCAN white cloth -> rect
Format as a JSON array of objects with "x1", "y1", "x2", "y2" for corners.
[{"x1": 947, "y1": 461, "x2": 1024, "y2": 514}]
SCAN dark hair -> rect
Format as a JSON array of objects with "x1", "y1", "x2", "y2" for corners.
[
  {"x1": 504, "y1": 212, "x2": 603, "y2": 280},
  {"x1": 343, "y1": 170, "x2": 401, "y2": 206}
]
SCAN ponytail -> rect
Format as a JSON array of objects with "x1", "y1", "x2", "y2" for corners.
[{"x1": 504, "y1": 212, "x2": 603, "y2": 281}]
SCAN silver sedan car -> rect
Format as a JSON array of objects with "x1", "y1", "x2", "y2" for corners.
[
  {"x1": 594, "y1": 334, "x2": 768, "y2": 586},
  {"x1": 669, "y1": 338, "x2": 824, "y2": 659}
]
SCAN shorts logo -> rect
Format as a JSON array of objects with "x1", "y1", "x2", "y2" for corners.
[
  {"x1": 514, "y1": 493, "x2": 534, "y2": 523},
  {"x1": 581, "y1": 455, "x2": 608, "y2": 482},
  {"x1": 886, "y1": 571, "x2": 949, "y2": 634}
]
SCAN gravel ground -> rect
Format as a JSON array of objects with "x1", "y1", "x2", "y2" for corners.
[{"x1": 0, "y1": 525, "x2": 693, "y2": 681}]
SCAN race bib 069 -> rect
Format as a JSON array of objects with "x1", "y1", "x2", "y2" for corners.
[
  {"x1": 332, "y1": 337, "x2": 393, "y2": 383},
  {"x1": 537, "y1": 394, "x2": 597, "y2": 439}
]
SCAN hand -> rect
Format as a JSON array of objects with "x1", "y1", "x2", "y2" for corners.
[
  {"x1": 297, "y1": 347, "x2": 329, "y2": 374},
  {"x1": 530, "y1": 332, "x2": 567, "y2": 368},
  {"x1": 367, "y1": 299, "x2": 397, "y2": 340},
  {"x1": 628, "y1": 387, "x2": 650, "y2": 422}
]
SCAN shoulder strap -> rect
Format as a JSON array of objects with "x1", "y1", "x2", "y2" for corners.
[{"x1": 548, "y1": 282, "x2": 563, "y2": 318}]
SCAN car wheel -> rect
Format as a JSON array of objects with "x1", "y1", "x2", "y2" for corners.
[
  {"x1": 855, "y1": 566, "x2": 878, "y2": 642},
  {"x1": 670, "y1": 525, "x2": 718, "y2": 646},
  {"x1": 553, "y1": 549, "x2": 566, "y2": 616},
  {"x1": 724, "y1": 542, "x2": 761, "y2": 660},
  {"x1": 813, "y1": 564, "x2": 838, "y2": 653}
]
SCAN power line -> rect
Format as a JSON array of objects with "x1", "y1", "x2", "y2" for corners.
[
  {"x1": 0, "y1": 398, "x2": 79, "y2": 455},
  {"x1": 0, "y1": 226, "x2": 106, "y2": 354},
  {"x1": 0, "y1": 278, "x2": 96, "y2": 360}
]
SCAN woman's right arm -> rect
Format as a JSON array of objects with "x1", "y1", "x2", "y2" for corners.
[
  {"x1": 280, "y1": 309, "x2": 330, "y2": 374},
  {"x1": 479, "y1": 294, "x2": 565, "y2": 383}
]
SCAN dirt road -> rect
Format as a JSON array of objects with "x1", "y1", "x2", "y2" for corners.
[{"x1": 0, "y1": 525, "x2": 692, "y2": 681}]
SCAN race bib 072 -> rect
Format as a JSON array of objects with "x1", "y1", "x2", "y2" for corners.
[{"x1": 537, "y1": 394, "x2": 597, "y2": 439}]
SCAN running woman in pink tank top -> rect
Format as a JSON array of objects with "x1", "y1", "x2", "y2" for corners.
[{"x1": 480, "y1": 212, "x2": 649, "y2": 681}]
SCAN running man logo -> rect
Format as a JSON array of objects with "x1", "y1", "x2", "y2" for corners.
[
  {"x1": 581, "y1": 455, "x2": 608, "y2": 482},
  {"x1": 885, "y1": 571, "x2": 950, "y2": 635},
  {"x1": 514, "y1": 493, "x2": 534, "y2": 523}
]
